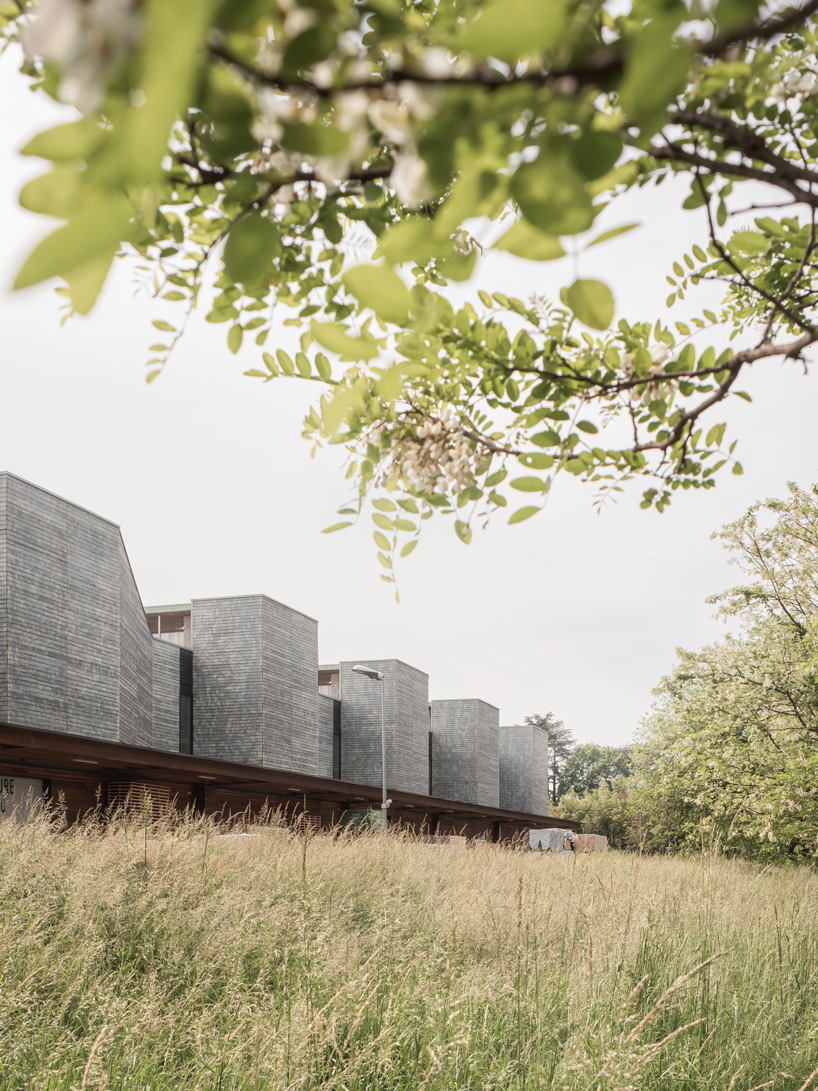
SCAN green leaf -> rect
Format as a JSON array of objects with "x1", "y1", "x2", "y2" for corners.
[
  {"x1": 373, "y1": 531, "x2": 391, "y2": 550},
  {"x1": 372, "y1": 512, "x2": 394, "y2": 530},
  {"x1": 311, "y1": 321, "x2": 380, "y2": 361},
  {"x1": 618, "y1": 14, "x2": 691, "y2": 124},
  {"x1": 511, "y1": 159, "x2": 594, "y2": 236},
  {"x1": 509, "y1": 506, "x2": 540, "y2": 524},
  {"x1": 510, "y1": 476, "x2": 548, "y2": 492},
  {"x1": 343, "y1": 265, "x2": 411, "y2": 324},
  {"x1": 223, "y1": 213, "x2": 281, "y2": 284},
  {"x1": 493, "y1": 220, "x2": 565, "y2": 261},
  {"x1": 728, "y1": 230, "x2": 768, "y2": 256},
  {"x1": 455, "y1": 520, "x2": 472, "y2": 544},
  {"x1": 281, "y1": 121, "x2": 350, "y2": 157},
  {"x1": 20, "y1": 118, "x2": 104, "y2": 162},
  {"x1": 323, "y1": 522, "x2": 353, "y2": 533},
  {"x1": 564, "y1": 279, "x2": 615, "y2": 330},
  {"x1": 64, "y1": 252, "x2": 115, "y2": 315},
  {"x1": 531, "y1": 429, "x2": 561, "y2": 448},
  {"x1": 568, "y1": 131, "x2": 622, "y2": 182},
  {"x1": 732, "y1": 461, "x2": 744, "y2": 475},
  {"x1": 373, "y1": 498, "x2": 397, "y2": 511},
  {"x1": 378, "y1": 217, "x2": 453, "y2": 264},
  {"x1": 295, "y1": 352, "x2": 312, "y2": 378},
  {"x1": 461, "y1": 0, "x2": 567, "y2": 62},
  {"x1": 14, "y1": 194, "x2": 135, "y2": 290},
  {"x1": 576, "y1": 420, "x2": 599, "y2": 434},
  {"x1": 282, "y1": 23, "x2": 336, "y2": 72},
  {"x1": 106, "y1": 0, "x2": 219, "y2": 185},
  {"x1": 518, "y1": 453, "x2": 554, "y2": 470},
  {"x1": 400, "y1": 539, "x2": 418, "y2": 558},
  {"x1": 19, "y1": 167, "x2": 83, "y2": 218},
  {"x1": 227, "y1": 324, "x2": 243, "y2": 354},
  {"x1": 586, "y1": 223, "x2": 640, "y2": 248},
  {"x1": 277, "y1": 350, "x2": 295, "y2": 375}
]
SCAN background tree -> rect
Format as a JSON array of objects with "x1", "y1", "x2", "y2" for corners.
[
  {"x1": 5, "y1": 0, "x2": 818, "y2": 583},
  {"x1": 559, "y1": 742, "x2": 632, "y2": 799},
  {"x1": 521, "y1": 712, "x2": 574, "y2": 803},
  {"x1": 636, "y1": 481, "x2": 818, "y2": 861},
  {"x1": 553, "y1": 777, "x2": 638, "y2": 848}
]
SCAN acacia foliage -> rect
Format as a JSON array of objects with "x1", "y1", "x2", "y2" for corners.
[
  {"x1": 637, "y1": 482, "x2": 818, "y2": 861},
  {"x1": 7, "y1": 0, "x2": 818, "y2": 581}
]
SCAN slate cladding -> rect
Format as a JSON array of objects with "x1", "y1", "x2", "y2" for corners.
[
  {"x1": 0, "y1": 473, "x2": 154, "y2": 745},
  {"x1": 0, "y1": 474, "x2": 553, "y2": 815},
  {"x1": 151, "y1": 639, "x2": 182, "y2": 753},
  {"x1": 499, "y1": 724, "x2": 550, "y2": 815},
  {"x1": 338, "y1": 660, "x2": 429, "y2": 795},
  {"x1": 317, "y1": 693, "x2": 336, "y2": 779},
  {"x1": 430, "y1": 699, "x2": 500, "y2": 807},
  {"x1": 191, "y1": 595, "x2": 319, "y2": 774},
  {"x1": 0, "y1": 476, "x2": 7, "y2": 725}
]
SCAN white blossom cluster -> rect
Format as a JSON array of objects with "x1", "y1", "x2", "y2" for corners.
[
  {"x1": 21, "y1": 0, "x2": 140, "y2": 113},
  {"x1": 19, "y1": 0, "x2": 461, "y2": 211},
  {"x1": 371, "y1": 412, "x2": 480, "y2": 496},
  {"x1": 620, "y1": 342, "x2": 672, "y2": 406},
  {"x1": 770, "y1": 69, "x2": 818, "y2": 103},
  {"x1": 252, "y1": 70, "x2": 442, "y2": 207}
]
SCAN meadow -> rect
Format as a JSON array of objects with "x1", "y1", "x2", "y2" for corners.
[{"x1": 2, "y1": 812, "x2": 818, "y2": 1091}]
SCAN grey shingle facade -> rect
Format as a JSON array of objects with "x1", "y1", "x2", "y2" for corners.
[
  {"x1": 317, "y1": 693, "x2": 336, "y2": 779},
  {"x1": 338, "y1": 659, "x2": 429, "y2": 794},
  {"x1": 499, "y1": 724, "x2": 549, "y2": 815},
  {"x1": 0, "y1": 473, "x2": 154, "y2": 745},
  {"x1": 151, "y1": 638, "x2": 181, "y2": 753},
  {"x1": 0, "y1": 474, "x2": 557, "y2": 819},
  {"x1": 430, "y1": 699, "x2": 500, "y2": 807},
  {"x1": 191, "y1": 595, "x2": 320, "y2": 774}
]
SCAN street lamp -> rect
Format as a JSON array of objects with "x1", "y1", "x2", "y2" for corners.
[{"x1": 351, "y1": 664, "x2": 390, "y2": 827}]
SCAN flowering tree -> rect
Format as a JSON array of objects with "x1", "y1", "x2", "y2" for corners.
[
  {"x1": 5, "y1": 0, "x2": 818, "y2": 585},
  {"x1": 637, "y1": 482, "x2": 818, "y2": 859}
]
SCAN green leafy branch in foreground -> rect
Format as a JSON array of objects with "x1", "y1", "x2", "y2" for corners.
[{"x1": 7, "y1": 0, "x2": 818, "y2": 583}]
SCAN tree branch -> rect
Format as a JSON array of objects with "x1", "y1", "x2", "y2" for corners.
[
  {"x1": 650, "y1": 142, "x2": 818, "y2": 206},
  {"x1": 670, "y1": 109, "x2": 818, "y2": 188}
]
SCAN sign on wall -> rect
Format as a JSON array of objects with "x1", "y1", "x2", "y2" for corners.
[{"x1": 0, "y1": 775, "x2": 44, "y2": 822}]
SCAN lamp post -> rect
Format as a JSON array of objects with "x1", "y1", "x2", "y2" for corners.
[{"x1": 351, "y1": 664, "x2": 390, "y2": 827}]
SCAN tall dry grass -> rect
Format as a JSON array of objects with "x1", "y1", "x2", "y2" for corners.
[{"x1": 2, "y1": 808, "x2": 818, "y2": 1090}]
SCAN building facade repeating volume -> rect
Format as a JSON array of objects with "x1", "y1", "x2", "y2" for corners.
[{"x1": 0, "y1": 473, "x2": 553, "y2": 822}]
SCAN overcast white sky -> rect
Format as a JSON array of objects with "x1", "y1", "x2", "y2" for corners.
[{"x1": 2, "y1": 49, "x2": 817, "y2": 746}]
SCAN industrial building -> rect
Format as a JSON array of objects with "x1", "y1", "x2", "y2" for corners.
[{"x1": 0, "y1": 473, "x2": 575, "y2": 839}]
